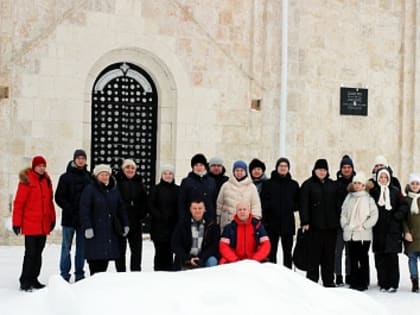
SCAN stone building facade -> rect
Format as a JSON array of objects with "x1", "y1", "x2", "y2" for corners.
[{"x1": 0, "y1": 0, "x2": 419, "y2": 244}]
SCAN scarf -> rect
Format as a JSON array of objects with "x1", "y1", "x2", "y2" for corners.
[
  {"x1": 408, "y1": 191, "x2": 420, "y2": 215},
  {"x1": 378, "y1": 184, "x2": 392, "y2": 211},
  {"x1": 190, "y1": 219, "x2": 205, "y2": 256},
  {"x1": 349, "y1": 191, "x2": 371, "y2": 230}
]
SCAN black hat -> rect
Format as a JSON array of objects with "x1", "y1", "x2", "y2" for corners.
[
  {"x1": 191, "y1": 153, "x2": 207, "y2": 168},
  {"x1": 340, "y1": 155, "x2": 354, "y2": 169},
  {"x1": 73, "y1": 149, "x2": 87, "y2": 160},
  {"x1": 313, "y1": 158, "x2": 329, "y2": 171},
  {"x1": 249, "y1": 158, "x2": 266, "y2": 173},
  {"x1": 275, "y1": 157, "x2": 290, "y2": 169}
]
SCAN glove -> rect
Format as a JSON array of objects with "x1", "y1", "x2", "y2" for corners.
[
  {"x1": 122, "y1": 226, "x2": 130, "y2": 237},
  {"x1": 85, "y1": 228, "x2": 94, "y2": 239},
  {"x1": 50, "y1": 221, "x2": 55, "y2": 232},
  {"x1": 12, "y1": 226, "x2": 20, "y2": 236}
]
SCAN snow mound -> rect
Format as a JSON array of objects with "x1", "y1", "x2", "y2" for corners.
[{"x1": 47, "y1": 260, "x2": 389, "y2": 315}]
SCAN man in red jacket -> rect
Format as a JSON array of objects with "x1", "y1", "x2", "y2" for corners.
[
  {"x1": 219, "y1": 201, "x2": 270, "y2": 264},
  {"x1": 12, "y1": 155, "x2": 56, "y2": 292}
]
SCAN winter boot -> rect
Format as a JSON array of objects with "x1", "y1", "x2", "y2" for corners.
[{"x1": 411, "y1": 278, "x2": 419, "y2": 293}]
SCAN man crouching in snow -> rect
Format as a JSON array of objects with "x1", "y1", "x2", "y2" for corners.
[
  {"x1": 172, "y1": 199, "x2": 220, "y2": 270},
  {"x1": 219, "y1": 202, "x2": 270, "y2": 264}
]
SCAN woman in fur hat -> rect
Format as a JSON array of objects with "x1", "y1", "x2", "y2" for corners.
[
  {"x1": 402, "y1": 173, "x2": 420, "y2": 292},
  {"x1": 340, "y1": 172, "x2": 378, "y2": 291}
]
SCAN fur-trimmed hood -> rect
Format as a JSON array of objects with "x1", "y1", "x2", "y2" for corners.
[
  {"x1": 19, "y1": 167, "x2": 51, "y2": 185},
  {"x1": 347, "y1": 180, "x2": 374, "y2": 193}
]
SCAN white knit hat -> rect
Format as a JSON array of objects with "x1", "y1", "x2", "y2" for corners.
[
  {"x1": 374, "y1": 155, "x2": 388, "y2": 167},
  {"x1": 161, "y1": 164, "x2": 175, "y2": 175},
  {"x1": 122, "y1": 159, "x2": 137, "y2": 169},
  {"x1": 93, "y1": 164, "x2": 112, "y2": 177},
  {"x1": 209, "y1": 157, "x2": 224, "y2": 167},
  {"x1": 352, "y1": 172, "x2": 367, "y2": 185},
  {"x1": 409, "y1": 173, "x2": 420, "y2": 184}
]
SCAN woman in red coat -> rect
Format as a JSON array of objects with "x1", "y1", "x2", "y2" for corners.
[
  {"x1": 219, "y1": 201, "x2": 270, "y2": 264},
  {"x1": 12, "y1": 155, "x2": 56, "y2": 292}
]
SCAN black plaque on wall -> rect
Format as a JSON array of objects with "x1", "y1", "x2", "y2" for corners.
[{"x1": 340, "y1": 87, "x2": 368, "y2": 116}]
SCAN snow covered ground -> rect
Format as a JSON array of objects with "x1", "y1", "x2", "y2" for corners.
[{"x1": 0, "y1": 240, "x2": 418, "y2": 314}]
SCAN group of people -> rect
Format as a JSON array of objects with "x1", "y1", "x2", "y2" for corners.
[{"x1": 11, "y1": 151, "x2": 420, "y2": 295}]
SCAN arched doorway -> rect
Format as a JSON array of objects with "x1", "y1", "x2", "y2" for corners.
[{"x1": 91, "y1": 62, "x2": 158, "y2": 191}]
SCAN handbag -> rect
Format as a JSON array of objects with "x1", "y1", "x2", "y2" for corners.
[{"x1": 292, "y1": 228, "x2": 311, "y2": 271}]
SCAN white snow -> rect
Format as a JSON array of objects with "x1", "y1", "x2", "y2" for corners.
[{"x1": 0, "y1": 241, "x2": 418, "y2": 315}]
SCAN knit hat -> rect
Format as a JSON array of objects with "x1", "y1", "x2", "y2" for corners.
[
  {"x1": 122, "y1": 159, "x2": 137, "y2": 169},
  {"x1": 32, "y1": 155, "x2": 47, "y2": 169},
  {"x1": 313, "y1": 159, "x2": 329, "y2": 171},
  {"x1": 191, "y1": 153, "x2": 207, "y2": 168},
  {"x1": 249, "y1": 158, "x2": 266, "y2": 173},
  {"x1": 73, "y1": 149, "x2": 87, "y2": 160},
  {"x1": 209, "y1": 157, "x2": 224, "y2": 167},
  {"x1": 409, "y1": 173, "x2": 420, "y2": 184},
  {"x1": 93, "y1": 164, "x2": 112, "y2": 177},
  {"x1": 352, "y1": 172, "x2": 367, "y2": 185},
  {"x1": 376, "y1": 167, "x2": 391, "y2": 185},
  {"x1": 340, "y1": 155, "x2": 354, "y2": 169},
  {"x1": 233, "y1": 160, "x2": 248, "y2": 173},
  {"x1": 161, "y1": 164, "x2": 175, "y2": 175},
  {"x1": 275, "y1": 157, "x2": 290, "y2": 169},
  {"x1": 374, "y1": 155, "x2": 388, "y2": 167}
]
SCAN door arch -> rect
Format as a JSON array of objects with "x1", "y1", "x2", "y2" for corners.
[{"x1": 91, "y1": 62, "x2": 158, "y2": 191}]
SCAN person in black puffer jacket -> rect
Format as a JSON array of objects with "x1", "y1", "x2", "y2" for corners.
[
  {"x1": 334, "y1": 155, "x2": 355, "y2": 286},
  {"x1": 114, "y1": 159, "x2": 148, "y2": 272},
  {"x1": 149, "y1": 164, "x2": 179, "y2": 271},
  {"x1": 299, "y1": 159, "x2": 339, "y2": 287},
  {"x1": 261, "y1": 157, "x2": 299, "y2": 268},
  {"x1": 370, "y1": 167, "x2": 408, "y2": 292},
  {"x1": 55, "y1": 149, "x2": 91, "y2": 282},
  {"x1": 178, "y1": 153, "x2": 217, "y2": 221}
]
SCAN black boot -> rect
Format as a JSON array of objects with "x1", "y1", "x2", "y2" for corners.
[{"x1": 412, "y1": 278, "x2": 419, "y2": 293}]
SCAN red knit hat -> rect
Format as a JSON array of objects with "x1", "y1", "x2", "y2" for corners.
[{"x1": 32, "y1": 155, "x2": 47, "y2": 169}]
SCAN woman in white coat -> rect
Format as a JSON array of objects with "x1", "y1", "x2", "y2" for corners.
[
  {"x1": 217, "y1": 160, "x2": 261, "y2": 231},
  {"x1": 340, "y1": 172, "x2": 378, "y2": 291}
]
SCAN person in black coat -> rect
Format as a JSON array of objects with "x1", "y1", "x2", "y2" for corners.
[
  {"x1": 114, "y1": 159, "x2": 148, "y2": 272},
  {"x1": 299, "y1": 159, "x2": 339, "y2": 287},
  {"x1": 55, "y1": 149, "x2": 91, "y2": 282},
  {"x1": 149, "y1": 164, "x2": 179, "y2": 271},
  {"x1": 208, "y1": 157, "x2": 229, "y2": 195},
  {"x1": 79, "y1": 164, "x2": 129, "y2": 276},
  {"x1": 261, "y1": 157, "x2": 299, "y2": 268},
  {"x1": 370, "y1": 167, "x2": 408, "y2": 292},
  {"x1": 334, "y1": 155, "x2": 355, "y2": 286},
  {"x1": 172, "y1": 199, "x2": 220, "y2": 270},
  {"x1": 178, "y1": 153, "x2": 217, "y2": 221}
]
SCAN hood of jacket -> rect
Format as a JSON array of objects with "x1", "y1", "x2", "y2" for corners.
[{"x1": 19, "y1": 167, "x2": 51, "y2": 184}]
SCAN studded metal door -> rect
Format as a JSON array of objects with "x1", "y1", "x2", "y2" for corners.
[{"x1": 91, "y1": 62, "x2": 158, "y2": 192}]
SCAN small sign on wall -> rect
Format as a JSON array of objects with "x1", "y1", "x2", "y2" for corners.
[{"x1": 340, "y1": 87, "x2": 368, "y2": 116}]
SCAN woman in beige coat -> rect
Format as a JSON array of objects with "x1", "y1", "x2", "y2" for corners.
[
  {"x1": 340, "y1": 172, "x2": 378, "y2": 291},
  {"x1": 217, "y1": 160, "x2": 261, "y2": 231}
]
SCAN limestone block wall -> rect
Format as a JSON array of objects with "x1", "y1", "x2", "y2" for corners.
[
  {"x1": 286, "y1": 0, "x2": 418, "y2": 182},
  {"x1": 0, "y1": 0, "x2": 282, "y2": 244},
  {"x1": 0, "y1": 0, "x2": 418, "y2": 244}
]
